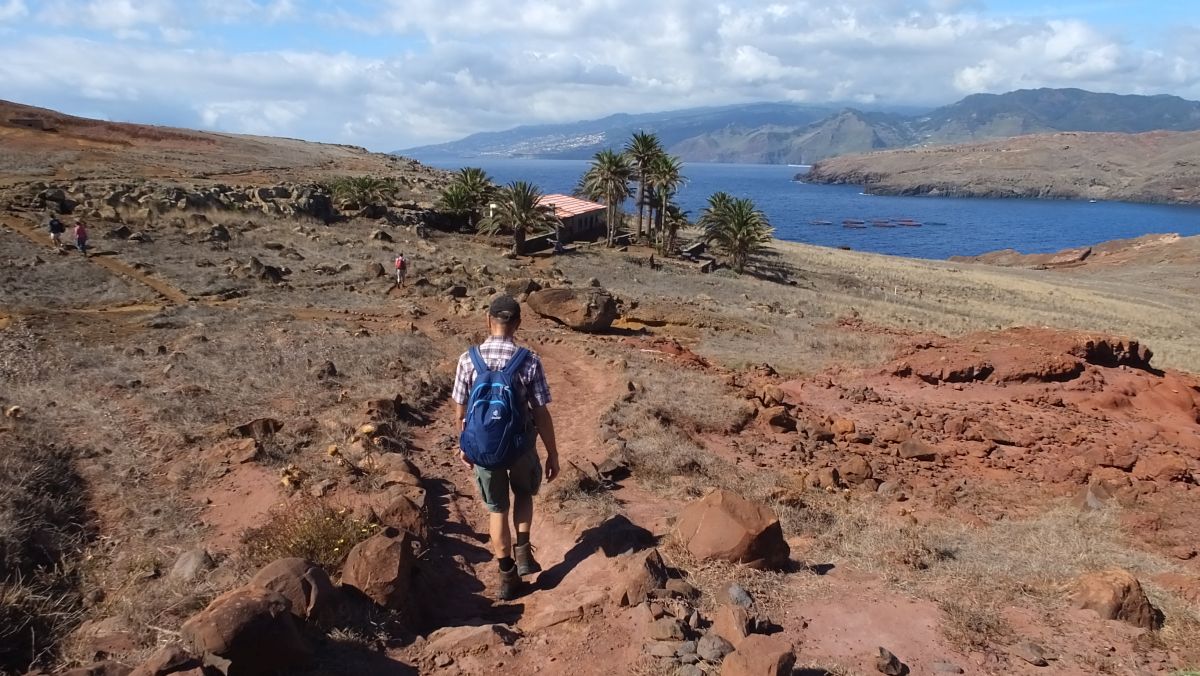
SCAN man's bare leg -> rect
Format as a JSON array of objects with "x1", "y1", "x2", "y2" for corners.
[
  {"x1": 512, "y1": 493, "x2": 541, "y2": 575},
  {"x1": 489, "y1": 510, "x2": 513, "y2": 559}
]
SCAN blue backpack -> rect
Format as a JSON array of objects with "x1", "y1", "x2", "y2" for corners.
[{"x1": 460, "y1": 346, "x2": 531, "y2": 469}]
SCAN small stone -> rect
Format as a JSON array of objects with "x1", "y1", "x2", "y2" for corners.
[
  {"x1": 646, "y1": 641, "x2": 680, "y2": 658},
  {"x1": 1009, "y1": 641, "x2": 1049, "y2": 667},
  {"x1": 676, "y1": 640, "x2": 697, "y2": 656},
  {"x1": 697, "y1": 633, "x2": 734, "y2": 661},
  {"x1": 726, "y1": 583, "x2": 754, "y2": 608},
  {"x1": 169, "y1": 549, "x2": 214, "y2": 582},
  {"x1": 876, "y1": 646, "x2": 906, "y2": 675},
  {"x1": 932, "y1": 661, "x2": 964, "y2": 674},
  {"x1": 648, "y1": 618, "x2": 685, "y2": 641},
  {"x1": 433, "y1": 654, "x2": 454, "y2": 668}
]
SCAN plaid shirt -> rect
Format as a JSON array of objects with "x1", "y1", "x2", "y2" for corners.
[{"x1": 451, "y1": 337, "x2": 552, "y2": 407}]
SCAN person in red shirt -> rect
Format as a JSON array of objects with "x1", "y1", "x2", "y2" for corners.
[
  {"x1": 394, "y1": 253, "x2": 407, "y2": 286},
  {"x1": 73, "y1": 221, "x2": 89, "y2": 255}
]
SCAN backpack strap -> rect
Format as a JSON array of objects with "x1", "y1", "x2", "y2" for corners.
[
  {"x1": 501, "y1": 348, "x2": 530, "y2": 377},
  {"x1": 468, "y1": 346, "x2": 489, "y2": 374}
]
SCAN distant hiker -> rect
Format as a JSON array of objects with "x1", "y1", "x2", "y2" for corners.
[
  {"x1": 394, "y1": 253, "x2": 407, "y2": 285},
  {"x1": 48, "y1": 217, "x2": 65, "y2": 248},
  {"x1": 73, "y1": 221, "x2": 88, "y2": 254},
  {"x1": 452, "y1": 296, "x2": 560, "y2": 600}
]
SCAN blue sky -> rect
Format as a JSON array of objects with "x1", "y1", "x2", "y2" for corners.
[{"x1": 1, "y1": 0, "x2": 1197, "y2": 150}]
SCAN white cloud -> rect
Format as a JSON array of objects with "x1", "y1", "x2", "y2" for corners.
[
  {"x1": 1, "y1": 0, "x2": 1198, "y2": 150},
  {"x1": 0, "y1": 0, "x2": 26, "y2": 21}
]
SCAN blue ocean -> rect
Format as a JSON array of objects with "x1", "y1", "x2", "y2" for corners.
[{"x1": 419, "y1": 158, "x2": 1200, "y2": 259}]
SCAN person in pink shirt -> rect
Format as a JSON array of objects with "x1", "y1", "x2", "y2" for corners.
[
  {"x1": 394, "y1": 253, "x2": 407, "y2": 286},
  {"x1": 73, "y1": 221, "x2": 89, "y2": 255}
]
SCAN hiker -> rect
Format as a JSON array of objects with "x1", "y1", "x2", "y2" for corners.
[
  {"x1": 394, "y1": 253, "x2": 407, "y2": 285},
  {"x1": 452, "y1": 296, "x2": 560, "y2": 600},
  {"x1": 73, "y1": 220, "x2": 88, "y2": 254},
  {"x1": 48, "y1": 216, "x2": 65, "y2": 248}
]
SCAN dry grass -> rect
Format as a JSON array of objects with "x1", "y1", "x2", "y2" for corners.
[
  {"x1": 559, "y1": 235, "x2": 1200, "y2": 373},
  {"x1": 0, "y1": 427, "x2": 91, "y2": 673},
  {"x1": 240, "y1": 499, "x2": 380, "y2": 572}
]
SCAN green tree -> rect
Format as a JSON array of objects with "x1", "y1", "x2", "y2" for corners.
[
  {"x1": 646, "y1": 153, "x2": 685, "y2": 248},
  {"x1": 327, "y1": 176, "x2": 398, "y2": 210},
  {"x1": 579, "y1": 149, "x2": 634, "y2": 247},
  {"x1": 625, "y1": 132, "x2": 663, "y2": 240},
  {"x1": 660, "y1": 203, "x2": 689, "y2": 256},
  {"x1": 436, "y1": 183, "x2": 474, "y2": 230},
  {"x1": 444, "y1": 167, "x2": 496, "y2": 229},
  {"x1": 479, "y1": 181, "x2": 559, "y2": 255},
  {"x1": 700, "y1": 193, "x2": 773, "y2": 273}
]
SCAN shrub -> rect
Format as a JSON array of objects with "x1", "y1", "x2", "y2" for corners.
[{"x1": 240, "y1": 499, "x2": 379, "y2": 572}]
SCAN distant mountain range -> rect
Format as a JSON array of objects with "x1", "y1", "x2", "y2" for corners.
[{"x1": 401, "y1": 88, "x2": 1200, "y2": 165}]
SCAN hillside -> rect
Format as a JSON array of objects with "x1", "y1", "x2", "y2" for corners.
[
  {"x1": 805, "y1": 129, "x2": 1200, "y2": 204},
  {"x1": 401, "y1": 102, "x2": 838, "y2": 160},
  {"x1": 404, "y1": 88, "x2": 1200, "y2": 164},
  {"x1": 0, "y1": 99, "x2": 442, "y2": 186},
  {"x1": 2, "y1": 102, "x2": 1200, "y2": 676}
]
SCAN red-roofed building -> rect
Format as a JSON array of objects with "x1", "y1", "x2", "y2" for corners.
[{"x1": 538, "y1": 194, "x2": 606, "y2": 242}]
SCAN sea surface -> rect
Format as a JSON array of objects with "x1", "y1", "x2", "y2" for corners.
[{"x1": 419, "y1": 157, "x2": 1200, "y2": 259}]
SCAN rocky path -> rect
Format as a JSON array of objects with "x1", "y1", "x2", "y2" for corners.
[{"x1": 3, "y1": 213, "x2": 191, "y2": 304}]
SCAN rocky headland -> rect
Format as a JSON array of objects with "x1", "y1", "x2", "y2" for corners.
[{"x1": 804, "y1": 130, "x2": 1200, "y2": 204}]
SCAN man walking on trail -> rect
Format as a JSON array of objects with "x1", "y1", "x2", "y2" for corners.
[
  {"x1": 394, "y1": 253, "x2": 407, "y2": 286},
  {"x1": 452, "y1": 296, "x2": 560, "y2": 601},
  {"x1": 48, "y1": 217, "x2": 65, "y2": 248}
]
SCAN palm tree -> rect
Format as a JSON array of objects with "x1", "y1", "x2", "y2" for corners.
[
  {"x1": 436, "y1": 183, "x2": 474, "y2": 230},
  {"x1": 451, "y1": 167, "x2": 497, "y2": 229},
  {"x1": 327, "y1": 176, "x2": 398, "y2": 210},
  {"x1": 579, "y1": 149, "x2": 634, "y2": 246},
  {"x1": 701, "y1": 194, "x2": 773, "y2": 273},
  {"x1": 660, "y1": 203, "x2": 689, "y2": 256},
  {"x1": 646, "y1": 153, "x2": 685, "y2": 247},
  {"x1": 625, "y1": 132, "x2": 663, "y2": 240},
  {"x1": 479, "y1": 181, "x2": 559, "y2": 255}
]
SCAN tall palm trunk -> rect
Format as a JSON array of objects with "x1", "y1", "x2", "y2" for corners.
[
  {"x1": 635, "y1": 171, "x2": 646, "y2": 240},
  {"x1": 513, "y1": 227, "x2": 526, "y2": 256}
]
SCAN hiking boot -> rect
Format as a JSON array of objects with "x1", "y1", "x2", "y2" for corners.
[
  {"x1": 497, "y1": 563, "x2": 521, "y2": 601},
  {"x1": 514, "y1": 543, "x2": 541, "y2": 576}
]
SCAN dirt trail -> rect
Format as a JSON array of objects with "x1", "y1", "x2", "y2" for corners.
[{"x1": 2, "y1": 213, "x2": 191, "y2": 304}]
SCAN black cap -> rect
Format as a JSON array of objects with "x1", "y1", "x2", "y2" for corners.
[{"x1": 488, "y1": 295, "x2": 521, "y2": 322}]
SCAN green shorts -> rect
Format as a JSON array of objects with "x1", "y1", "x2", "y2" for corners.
[{"x1": 473, "y1": 443, "x2": 542, "y2": 513}]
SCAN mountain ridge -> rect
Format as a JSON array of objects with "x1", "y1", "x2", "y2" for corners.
[{"x1": 402, "y1": 88, "x2": 1200, "y2": 164}]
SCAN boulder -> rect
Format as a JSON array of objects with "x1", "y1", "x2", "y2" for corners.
[
  {"x1": 838, "y1": 455, "x2": 873, "y2": 485},
  {"x1": 759, "y1": 406, "x2": 796, "y2": 433},
  {"x1": 128, "y1": 644, "x2": 200, "y2": 676},
  {"x1": 1073, "y1": 569, "x2": 1162, "y2": 629},
  {"x1": 250, "y1": 558, "x2": 340, "y2": 624},
  {"x1": 375, "y1": 491, "x2": 427, "y2": 540},
  {"x1": 60, "y1": 663, "x2": 132, "y2": 676},
  {"x1": 1133, "y1": 453, "x2": 1190, "y2": 483},
  {"x1": 898, "y1": 438, "x2": 938, "y2": 461},
  {"x1": 526, "y1": 288, "x2": 617, "y2": 332},
  {"x1": 424, "y1": 624, "x2": 520, "y2": 655},
  {"x1": 180, "y1": 587, "x2": 309, "y2": 675},
  {"x1": 611, "y1": 548, "x2": 669, "y2": 607},
  {"x1": 231, "y1": 418, "x2": 282, "y2": 440},
  {"x1": 673, "y1": 490, "x2": 789, "y2": 569},
  {"x1": 720, "y1": 634, "x2": 795, "y2": 676},
  {"x1": 340, "y1": 529, "x2": 416, "y2": 609}
]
